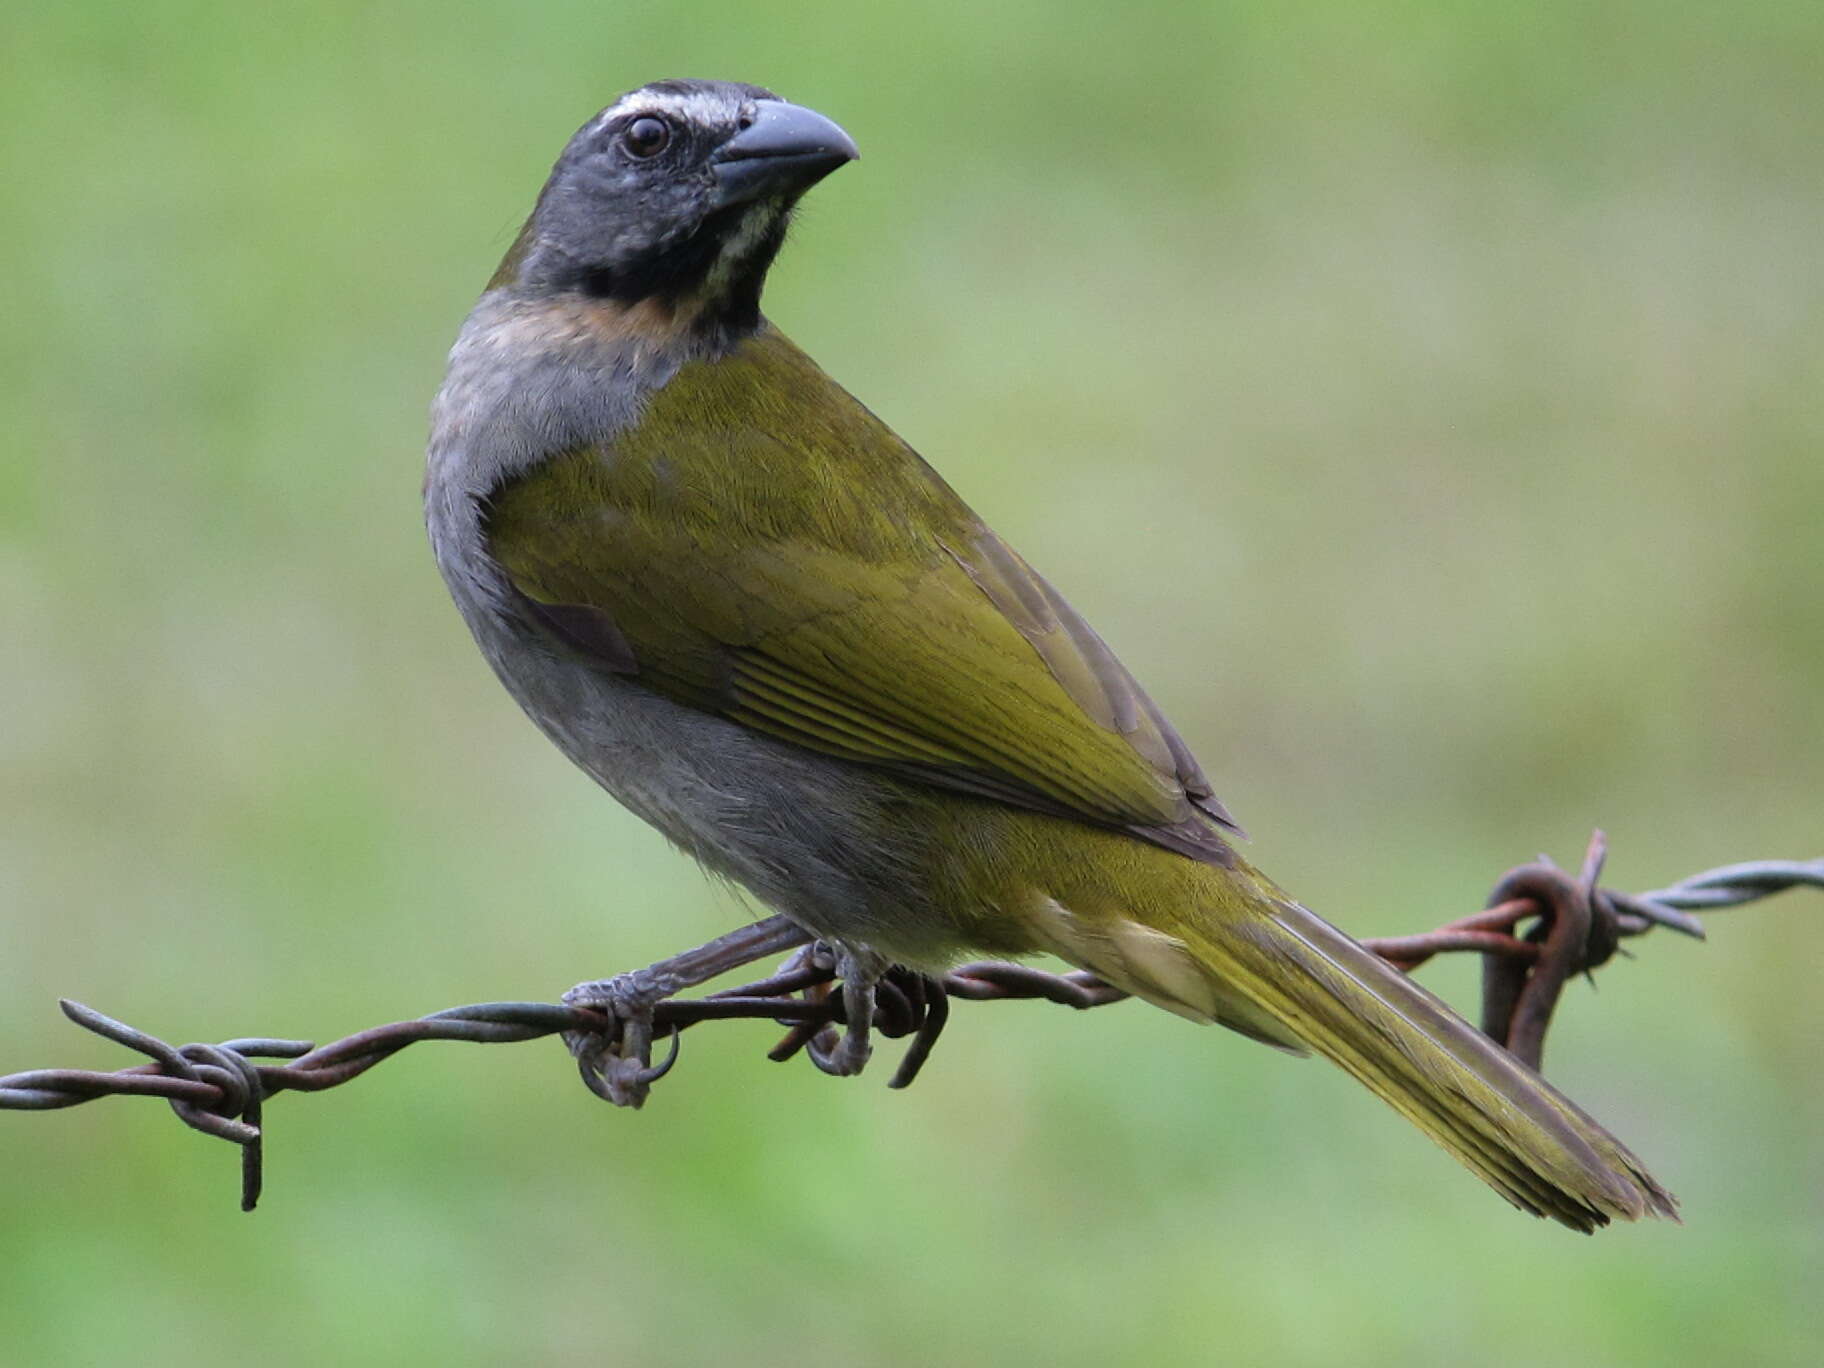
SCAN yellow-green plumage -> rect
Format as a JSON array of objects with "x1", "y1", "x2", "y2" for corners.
[
  {"x1": 913, "y1": 794, "x2": 1668, "y2": 1228},
  {"x1": 483, "y1": 319, "x2": 1675, "y2": 1231},
  {"x1": 490, "y1": 326, "x2": 1212, "y2": 844}
]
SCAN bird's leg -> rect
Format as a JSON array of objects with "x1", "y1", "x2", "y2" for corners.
[
  {"x1": 563, "y1": 915, "x2": 812, "y2": 1107},
  {"x1": 805, "y1": 944, "x2": 889, "y2": 1078}
]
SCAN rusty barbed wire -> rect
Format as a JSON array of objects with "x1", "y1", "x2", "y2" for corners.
[{"x1": 3, "y1": 834, "x2": 1818, "y2": 1211}]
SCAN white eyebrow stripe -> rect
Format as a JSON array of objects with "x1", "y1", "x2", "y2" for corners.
[{"x1": 595, "y1": 89, "x2": 734, "y2": 130}]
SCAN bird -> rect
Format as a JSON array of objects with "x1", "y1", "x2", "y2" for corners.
[{"x1": 425, "y1": 77, "x2": 1676, "y2": 1232}]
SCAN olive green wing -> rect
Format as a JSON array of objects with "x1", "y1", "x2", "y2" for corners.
[
  {"x1": 482, "y1": 330, "x2": 1236, "y2": 864},
  {"x1": 491, "y1": 498, "x2": 1235, "y2": 865}
]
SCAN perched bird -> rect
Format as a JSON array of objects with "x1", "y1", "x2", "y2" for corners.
[{"x1": 426, "y1": 78, "x2": 1676, "y2": 1231}]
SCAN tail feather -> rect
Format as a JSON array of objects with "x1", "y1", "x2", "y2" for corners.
[
  {"x1": 1038, "y1": 883, "x2": 1678, "y2": 1232},
  {"x1": 1229, "y1": 900, "x2": 1674, "y2": 1228}
]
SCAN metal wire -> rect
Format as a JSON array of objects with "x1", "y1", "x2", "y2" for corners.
[
  {"x1": 1619, "y1": 858, "x2": 1824, "y2": 919},
  {"x1": 3, "y1": 835, "x2": 1816, "y2": 1211}
]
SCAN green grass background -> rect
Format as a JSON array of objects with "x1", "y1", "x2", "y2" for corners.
[{"x1": 3, "y1": 3, "x2": 1820, "y2": 1364}]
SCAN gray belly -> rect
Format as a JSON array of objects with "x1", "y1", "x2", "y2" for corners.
[
  {"x1": 458, "y1": 580, "x2": 962, "y2": 966},
  {"x1": 424, "y1": 415, "x2": 961, "y2": 966}
]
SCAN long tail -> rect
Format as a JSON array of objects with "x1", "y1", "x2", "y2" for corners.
[{"x1": 1034, "y1": 868, "x2": 1678, "y2": 1231}]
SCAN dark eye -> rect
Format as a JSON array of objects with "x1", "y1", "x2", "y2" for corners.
[{"x1": 621, "y1": 116, "x2": 671, "y2": 159}]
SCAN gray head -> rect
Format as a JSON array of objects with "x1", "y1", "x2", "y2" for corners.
[{"x1": 498, "y1": 79, "x2": 858, "y2": 333}]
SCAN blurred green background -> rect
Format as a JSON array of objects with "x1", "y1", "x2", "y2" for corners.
[{"x1": 3, "y1": 2, "x2": 1820, "y2": 1364}]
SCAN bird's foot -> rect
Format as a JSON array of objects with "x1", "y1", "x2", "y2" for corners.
[
  {"x1": 792, "y1": 943, "x2": 888, "y2": 1078},
  {"x1": 562, "y1": 969, "x2": 681, "y2": 1108},
  {"x1": 561, "y1": 916, "x2": 813, "y2": 1107}
]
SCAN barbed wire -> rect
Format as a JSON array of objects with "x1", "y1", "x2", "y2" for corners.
[{"x1": 3, "y1": 831, "x2": 1818, "y2": 1211}]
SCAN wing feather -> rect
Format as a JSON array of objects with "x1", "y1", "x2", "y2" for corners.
[{"x1": 483, "y1": 326, "x2": 1239, "y2": 865}]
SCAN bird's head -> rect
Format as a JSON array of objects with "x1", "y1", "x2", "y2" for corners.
[{"x1": 495, "y1": 79, "x2": 858, "y2": 336}]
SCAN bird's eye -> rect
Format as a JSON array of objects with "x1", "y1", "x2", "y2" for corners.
[{"x1": 621, "y1": 116, "x2": 671, "y2": 159}]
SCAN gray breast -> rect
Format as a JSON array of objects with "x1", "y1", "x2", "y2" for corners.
[{"x1": 422, "y1": 290, "x2": 954, "y2": 962}]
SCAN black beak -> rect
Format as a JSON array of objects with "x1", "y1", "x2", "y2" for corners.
[{"x1": 710, "y1": 100, "x2": 858, "y2": 210}]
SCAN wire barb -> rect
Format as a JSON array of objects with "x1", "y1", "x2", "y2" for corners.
[{"x1": 4, "y1": 837, "x2": 1817, "y2": 1210}]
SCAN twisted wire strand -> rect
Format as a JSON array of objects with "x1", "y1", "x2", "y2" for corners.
[
  {"x1": 3, "y1": 841, "x2": 1816, "y2": 1210},
  {"x1": 1619, "y1": 858, "x2": 1824, "y2": 918}
]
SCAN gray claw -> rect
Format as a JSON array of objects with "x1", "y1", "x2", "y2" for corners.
[
  {"x1": 563, "y1": 971, "x2": 671, "y2": 1107},
  {"x1": 807, "y1": 1022, "x2": 873, "y2": 1077},
  {"x1": 798, "y1": 944, "x2": 886, "y2": 1079}
]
